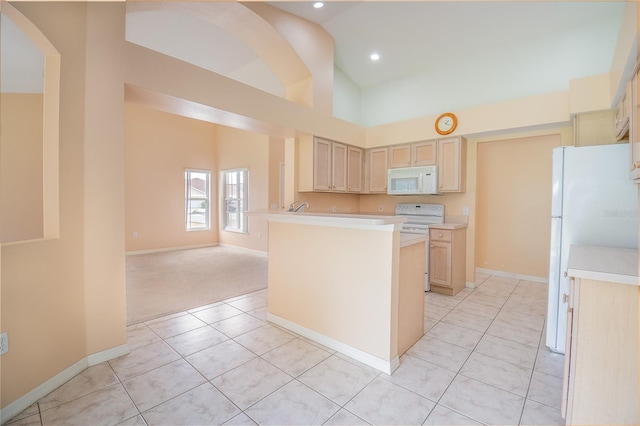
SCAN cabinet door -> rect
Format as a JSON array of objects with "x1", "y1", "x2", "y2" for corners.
[
  {"x1": 313, "y1": 138, "x2": 332, "y2": 191},
  {"x1": 437, "y1": 137, "x2": 463, "y2": 192},
  {"x1": 631, "y1": 70, "x2": 640, "y2": 181},
  {"x1": 332, "y1": 142, "x2": 347, "y2": 192},
  {"x1": 347, "y1": 146, "x2": 363, "y2": 193},
  {"x1": 368, "y1": 147, "x2": 388, "y2": 193},
  {"x1": 412, "y1": 141, "x2": 437, "y2": 166},
  {"x1": 388, "y1": 145, "x2": 411, "y2": 168},
  {"x1": 615, "y1": 83, "x2": 630, "y2": 140},
  {"x1": 562, "y1": 277, "x2": 575, "y2": 420},
  {"x1": 429, "y1": 241, "x2": 451, "y2": 287}
]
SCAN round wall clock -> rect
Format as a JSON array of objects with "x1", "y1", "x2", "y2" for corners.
[{"x1": 435, "y1": 112, "x2": 458, "y2": 135}]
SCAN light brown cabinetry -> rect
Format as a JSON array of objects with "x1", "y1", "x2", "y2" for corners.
[
  {"x1": 437, "y1": 137, "x2": 466, "y2": 192},
  {"x1": 388, "y1": 141, "x2": 437, "y2": 168},
  {"x1": 366, "y1": 147, "x2": 388, "y2": 193},
  {"x1": 388, "y1": 145, "x2": 411, "y2": 168},
  {"x1": 615, "y1": 80, "x2": 631, "y2": 140},
  {"x1": 429, "y1": 226, "x2": 466, "y2": 296},
  {"x1": 412, "y1": 141, "x2": 437, "y2": 166},
  {"x1": 299, "y1": 136, "x2": 362, "y2": 193},
  {"x1": 347, "y1": 146, "x2": 363, "y2": 193},
  {"x1": 563, "y1": 277, "x2": 638, "y2": 425},
  {"x1": 630, "y1": 68, "x2": 640, "y2": 182},
  {"x1": 386, "y1": 137, "x2": 466, "y2": 192}
]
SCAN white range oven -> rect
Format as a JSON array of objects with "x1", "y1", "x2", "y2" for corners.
[{"x1": 395, "y1": 203, "x2": 444, "y2": 291}]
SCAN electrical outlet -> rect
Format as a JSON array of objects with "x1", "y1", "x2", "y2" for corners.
[
  {"x1": 133, "y1": 231, "x2": 138, "y2": 239},
  {"x1": 0, "y1": 332, "x2": 8, "y2": 355},
  {"x1": 463, "y1": 207, "x2": 469, "y2": 215},
  {"x1": 332, "y1": 206, "x2": 337, "y2": 212},
  {"x1": 378, "y1": 205, "x2": 384, "y2": 212},
  {"x1": 258, "y1": 232, "x2": 262, "y2": 239}
]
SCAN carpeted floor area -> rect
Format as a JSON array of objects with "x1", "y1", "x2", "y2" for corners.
[{"x1": 126, "y1": 245, "x2": 268, "y2": 325}]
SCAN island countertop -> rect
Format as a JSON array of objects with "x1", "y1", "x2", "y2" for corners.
[
  {"x1": 567, "y1": 244, "x2": 639, "y2": 286},
  {"x1": 248, "y1": 210, "x2": 407, "y2": 228}
]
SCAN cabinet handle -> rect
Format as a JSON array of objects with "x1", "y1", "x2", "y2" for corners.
[
  {"x1": 438, "y1": 233, "x2": 443, "y2": 237},
  {"x1": 430, "y1": 245, "x2": 434, "y2": 248}
]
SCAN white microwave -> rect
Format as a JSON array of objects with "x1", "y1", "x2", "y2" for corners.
[{"x1": 387, "y1": 165, "x2": 439, "y2": 195}]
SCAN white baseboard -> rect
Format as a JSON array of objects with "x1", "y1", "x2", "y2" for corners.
[
  {"x1": 267, "y1": 313, "x2": 400, "y2": 375},
  {"x1": 87, "y1": 343, "x2": 129, "y2": 366},
  {"x1": 217, "y1": 243, "x2": 268, "y2": 257},
  {"x1": 0, "y1": 344, "x2": 129, "y2": 424},
  {"x1": 475, "y1": 267, "x2": 548, "y2": 284},
  {"x1": 126, "y1": 243, "x2": 218, "y2": 256}
]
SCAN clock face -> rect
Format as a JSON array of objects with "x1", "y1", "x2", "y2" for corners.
[{"x1": 436, "y1": 113, "x2": 457, "y2": 135}]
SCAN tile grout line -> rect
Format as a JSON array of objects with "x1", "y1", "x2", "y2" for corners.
[
  {"x1": 18, "y1": 276, "x2": 559, "y2": 426},
  {"x1": 425, "y1": 278, "x2": 554, "y2": 425},
  {"x1": 422, "y1": 278, "x2": 511, "y2": 425}
]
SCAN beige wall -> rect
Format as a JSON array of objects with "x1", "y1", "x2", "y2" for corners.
[
  {"x1": 475, "y1": 135, "x2": 561, "y2": 278},
  {"x1": 1, "y1": 2, "x2": 127, "y2": 410},
  {"x1": 217, "y1": 126, "x2": 276, "y2": 251},
  {"x1": 0, "y1": 94, "x2": 44, "y2": 243},
  {"x1": 124, "y1": 103, "x2": 218, "y2": 252},
  {"x1": 268, "y1": 137, "x2": 285, "y2": 210}
]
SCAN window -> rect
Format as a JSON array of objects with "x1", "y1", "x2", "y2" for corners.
[
  {"x1": 221, "y1": 169, "x2": 248, "y2": 233},
  {"x1": 185, "y1": 169, "x2": 211, "y2": 231}
]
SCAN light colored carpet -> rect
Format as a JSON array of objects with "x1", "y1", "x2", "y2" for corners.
[{"x1": 126, "y1": 245, "x2": 268, "y2": 325}]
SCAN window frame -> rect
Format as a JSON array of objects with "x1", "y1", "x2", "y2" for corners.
[
  {"x1": 221, "y1": 168, "x2": 248, "y2": 234},
  {"x1": 185, "y1": 168, "x2": 211, "y2": 232}
]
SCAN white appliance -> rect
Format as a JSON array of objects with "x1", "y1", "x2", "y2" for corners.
[
  {"x1": 395, "y1": 203, "x2": 445, "y2": 291},
  {"x1": 388, "y1": 166, "x2": 439, "y2": 195},
  {"x1": 547, "y1": 144, "x2": 638, "y2": 354}
]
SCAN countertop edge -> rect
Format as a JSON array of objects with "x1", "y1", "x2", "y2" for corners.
[
  {"x1": 429, "y1": 223, "x2": 468, "y2": 230},
  {"x1": 248, "y1": 210, "x2": 407, "y2": 228},
  {"x1": 567, "y1": 245, "x2": 639, "y2": 286}
]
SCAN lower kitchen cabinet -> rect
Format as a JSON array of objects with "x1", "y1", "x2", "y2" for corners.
[
  {"x1": 562, "y1": 276, "x2": 639, "y2": 425},
  {"x1": 429, "y1": 226, "x2": 466, "y2": 296}
]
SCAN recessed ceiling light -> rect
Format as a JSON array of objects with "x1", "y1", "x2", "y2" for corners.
[
  {"x1": 313, "y1": 1, "x2": 324, "y2": 9},
  {"x1": 370, "y1": 53, "x2": 380, "y2": 61}
]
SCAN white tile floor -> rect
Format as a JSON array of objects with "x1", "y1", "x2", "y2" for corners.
[{"x1": 7, "y1": 273, "x2": 566, "y2": 426}]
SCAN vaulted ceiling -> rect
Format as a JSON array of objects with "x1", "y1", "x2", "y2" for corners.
[{"x1": 2, "y1": 1, "x2": 626, "y2": 127}]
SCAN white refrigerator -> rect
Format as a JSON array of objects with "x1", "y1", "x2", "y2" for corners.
[{"x1": 547, "y1": 144, "x2": 638, "y2": 354}]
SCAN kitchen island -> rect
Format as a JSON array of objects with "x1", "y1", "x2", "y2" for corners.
[{"x1": 255, "y1": 211, "x2": 425, "y2": 374}]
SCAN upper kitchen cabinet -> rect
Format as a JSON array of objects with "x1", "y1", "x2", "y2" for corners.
[
  {"x1": 630, "y1": 68, "x2": 640, "y2": 182},
  {"x1": 388, "y1": 141, "x2": 437, "y2": 168},
  {"x1": 615, "y1": 80, "x2": 631, "y2": 141},
  {"x1": 412, "y1": 140, "x2": 437, "y2": 166},
  {"x1": 388, "y1": 145, "x2": 412, "y2": 168},
  {"x1": 298, "y1": 136, "x2": 363, "y2": 193},
  {"x1": 574, "y1": 110, "x2": 617, "y2": 147},
  {"x1": 366, "y1": 147, "x2": 388, "y2": 193},
  {"x1": 437, "y1": 136, "x2": 467, "y2": 192},
  {"x1": 347, "y1": 146, "x2": 363, "y2": 193}
]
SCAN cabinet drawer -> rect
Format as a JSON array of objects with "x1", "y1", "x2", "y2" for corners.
[{"x1": 430, "y1": 229, "x2": 452, "y2": 242}]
